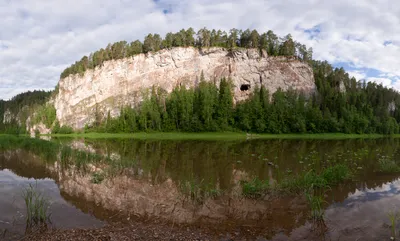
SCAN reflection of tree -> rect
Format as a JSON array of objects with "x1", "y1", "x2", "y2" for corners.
[{"x1": 6, "y1": 137, "x2": 400, "y2": 239}]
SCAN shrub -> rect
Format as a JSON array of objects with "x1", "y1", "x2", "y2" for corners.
[{"x1": 240, "y1": 177, "x2": 269, "y2": 198}]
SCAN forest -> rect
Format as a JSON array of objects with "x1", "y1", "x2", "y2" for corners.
[
  {"x1": 60, "y1": 28, "x2": 312, "y2": 79},
  {"x1": 88, "y1": 67, "x2": 400, "y2": 135},
  {"x1": 0, "y1": 90, "x2": 51, "y2": 134},
  {"x1": 2, "y1": 28, "x2": 400, "y2": 135}
]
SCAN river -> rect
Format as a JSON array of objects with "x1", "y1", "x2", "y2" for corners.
[{"x1": 0, "y1": 137, "x2": 399, "y2": 240}]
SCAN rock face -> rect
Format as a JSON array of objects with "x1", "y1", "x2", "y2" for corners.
[
  {"x1": 3, "y1": 109, "x2": 13, "y2": 124},
  {"x1": 54, "y1": 47, "x2": 316, "y2": 129}
]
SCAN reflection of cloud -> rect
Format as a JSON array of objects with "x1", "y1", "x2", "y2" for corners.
[
  {"x1": 322, "y1": 178, "x2": 400, "y2": 240},
  {"x1": 271, "y1": 178, "x2": 400, "y2": 240},
  {"x1": 344, "y1": 178, "x2": 400, "y2": 204}
]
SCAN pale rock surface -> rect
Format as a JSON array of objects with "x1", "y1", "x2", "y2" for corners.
[
  {"x1": 54, "y1": 47, "x2": 316, "y2": 129},
  {"x1": 29, "y1": 123, "x2": 51, "y2": 137},
  {"x1": 3, "y1": 109, "x2": 13, "y2": 124}
]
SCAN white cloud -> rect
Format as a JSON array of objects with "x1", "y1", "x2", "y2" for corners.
[
  {"x1": 347, "y1": 70, "x2": 367, "y2": 81},
  {"x1": 367, "y1": 77, "x2": 392, "y2": 87},
  {"x1": 1, "y1": 0, "x2": 400, "y2": 99}
]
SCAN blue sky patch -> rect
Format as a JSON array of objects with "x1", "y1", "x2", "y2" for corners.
[
  {"x1": 384, "y1": 41, "x2": 392, "y2": 46},
  {"x1": 333, "y1": 62, "x2": 392, "y2": 83},
  {"x1": 296, "y1": 24, "x2": 321, "y2": 40}
]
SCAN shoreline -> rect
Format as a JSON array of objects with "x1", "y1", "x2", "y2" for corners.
[{"x1": 42, "y1": 132, "x2": 390, "y2": 140}]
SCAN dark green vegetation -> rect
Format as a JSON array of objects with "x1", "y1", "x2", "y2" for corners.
[
  {"x1": 305, "y1": 191, "x2": 325, "y2": 221},
  {"x1": 2, "y1": 28, "x2": 400, "y2": 137},
  {"x1": 48, "y1": 132, "x2": 388, "y2": 140},
  {"x1": 378, "y1": 156, "x2": 400, "y2": 173},
  {"x1": 60, "y1": 28, "x2": 312, "y2": 78},
  {"x1": 0, "y1": 90, "x2": 52, "y2": 134},
  {"x1": 91, "y1": 172, "x2": 105, "y2": 184},
  {"x1": 279, "y1": 164, "x2": 351, "y2": 193},
  {"x1": 240, "y1": 177, "x2": 270, "y2": 198},
  {"x1": 58, "y1": 28, "x2": 400, "y2": 136},
  {"x1": 84, "y1": 72, "x2": 400, "y2": 135}
]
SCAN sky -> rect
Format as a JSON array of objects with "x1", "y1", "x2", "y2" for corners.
[{"x1": 0, "y1": 0, "x2": 399, "y2": 100}]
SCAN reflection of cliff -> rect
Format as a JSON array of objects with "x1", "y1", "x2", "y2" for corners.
[
  {"x1": 5, "y1": 138, "x2": 400, "y2": 239},
  {"x1": 55, "y1": 167, "x2": 310, "y2": 237},
  {"x1": 0, "y1": 150, "x2": 54, "y2": 180},
  {"x1": 0, "y1": 142, "x2": 307, "y2": 235}
]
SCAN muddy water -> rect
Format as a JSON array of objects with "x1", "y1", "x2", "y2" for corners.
[{"x1": 1, "y1": 138, "x2": 400, "y2": 240}]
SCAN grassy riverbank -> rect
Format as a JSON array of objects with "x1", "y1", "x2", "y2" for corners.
[{"x1": 44, "y1": 132, "x2": 389, "y2": 140}]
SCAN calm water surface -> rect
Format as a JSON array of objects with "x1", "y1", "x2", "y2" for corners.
[{"x1": 1, "y1": 137, "x2": 400, "y2": 240}]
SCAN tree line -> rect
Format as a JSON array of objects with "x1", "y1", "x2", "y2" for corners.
[
  {"x1": 0, "y1": 90, "x2": 52, "y2": 134},
  {"x1": 3, "y1": 28, "x2": 400, "y2": 136},
  {"x1": 87, "y1": 67, "x2": 400, "y2": 135},
  {"x1": 60, "y1": 28, "x2": 313, "y2": 79}
]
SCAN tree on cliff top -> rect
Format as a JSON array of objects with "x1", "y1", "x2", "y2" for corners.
[{"x1": 60, "y1": 28, "x2": 309, "y2": 79}]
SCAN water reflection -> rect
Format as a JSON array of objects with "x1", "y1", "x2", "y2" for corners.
[
  {"x1": 0, "y1": 150, "x2": 104, "y2": 240},
  {"x1": 3, "y1": 137, "x2": 400, "y2": 239}
]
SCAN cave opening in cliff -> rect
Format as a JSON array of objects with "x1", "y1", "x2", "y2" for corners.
[{"x1": 240, "y1": 84, "x2": 251, "y2": 91}]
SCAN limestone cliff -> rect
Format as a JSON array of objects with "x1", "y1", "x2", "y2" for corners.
[{"x1": 54, "y1": 47, "x2": 316, "y2": 129}]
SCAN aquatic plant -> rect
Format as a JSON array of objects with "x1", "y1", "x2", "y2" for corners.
[
  {"x1": 240, "y1": 177, "x2": 269, "y2": 198},
  {"x1": 321, "y1": 164, "x2": 351, "y2": 185},
  {"x1": 279, "y1": 164, "x2": 351, "y2": 193},
  {"x1": 22, "y1": 182, "x2": 51, "y2": 227},
  {"x1": 387, "y1": 210, "x2": 400, "y2": 240},
  {"x1": 378, "y1": 158, "x2": 400, "y2": 173},
  {"x1": 279, "y1": 170, "x2": 327, "y2": 193},
  {"x1": 178, "y1": 179, "x2": 222, "y2": 203},
  {"x1": 91, "y1": 171, "x2": 105, "y2": 184},
  {"x1": 305, "y1": 191, "x2": 325, "y2": 221}
]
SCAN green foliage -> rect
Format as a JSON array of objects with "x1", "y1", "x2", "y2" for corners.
[
  {"x1": 178, "y1": 179, "x2": 222, "y2": 203},
  {"x1": 320, "y1": 164, "x2": 351, "y2": 185},
  {"x1": 0, "y1": 90, "x2": 51, "y2": 133},
  {"x1": 305, "y1": 191, "x2": 325, "y2": 221},
  {"x1": 60, "y1": 28, "x2": 310, "y2": 79},
  {"x1": 52, "y1": 120, "x2": 60, "y2": 134},
  {"x1": 22, "y1": 182, "x2": 51, "y2": 227},
  {"x1": 82, "y1": 68, "x2": 400, "y2": 136},
  {"x1": 280, "y1": 164, "x2": 351, "y2": 193},
  {"x1": 34, "y1": 129, "x2": 40, "y2": 138},
  {"x1": 240, "y1": 177, "x2": 269, "y2": 198},
  {"x1": 33, "y1": 104, "x2": 56, "y2": 128},
  {"x1": 5, "y1": 29, "x2": 400, "y2": 137},
  {"x1": 387, "y1": 210, "x2": 400, "y2": 240},
  {"x1": 378, "y1": 158, "x2": 400, "y2": 173},
  {"x1": 91, "y1": 172, "x2": 105, "y2": 184},
  {"x1": 57, "y1": 126, "x2": 74, "y2": 134}
]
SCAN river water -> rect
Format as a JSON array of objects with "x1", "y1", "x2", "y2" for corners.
[{"x1": 1, "y1": 137, "x2": 400, "y2": 240}]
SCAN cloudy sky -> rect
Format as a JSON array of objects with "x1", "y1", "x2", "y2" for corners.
[{"x1": 0, "y1": 0, "x2": 399, "y2": 100}]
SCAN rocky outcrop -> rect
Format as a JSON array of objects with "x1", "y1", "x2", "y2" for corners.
[
  {"x1": 28, "y1": 123, "x2": 51, "y2": 137},
  {"x1": 3, "y1": 109, "x2": 13, "y2": 123},
  {"x1": 54, "y1": 47, "x2": 316, "y2": 129}
]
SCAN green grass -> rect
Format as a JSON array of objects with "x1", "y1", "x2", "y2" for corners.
[
  {"x1": 22, "y1": 183, "x2": 51, "y2": 227},
  {"x1": 387, "y1": 210, "x2": 400, "y2": 240},
  {"x1": 178, "y1": 180, "x2": 222, "y2": 203},
  {"x1": 279, "y1": 164, "x2": 352, "y2": 193},
  {"x1": 236, "y1": 164, "x2": 351, "y2": 200},
  {"x1": 305, "y1": 192, "x2": 325, "y2": 221},
  {"x1": 378, "y1": 158, "x2": 400, "y2": 173},
  {"x1": 240, "y1": 177, "x2": 270, "y2": 198},
  {"x1": 91, "y1": 171, "x2": 105, "y2": 184},
  {"x1": 44, "y1": 132, "x2": 389, "y2": 140}
]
